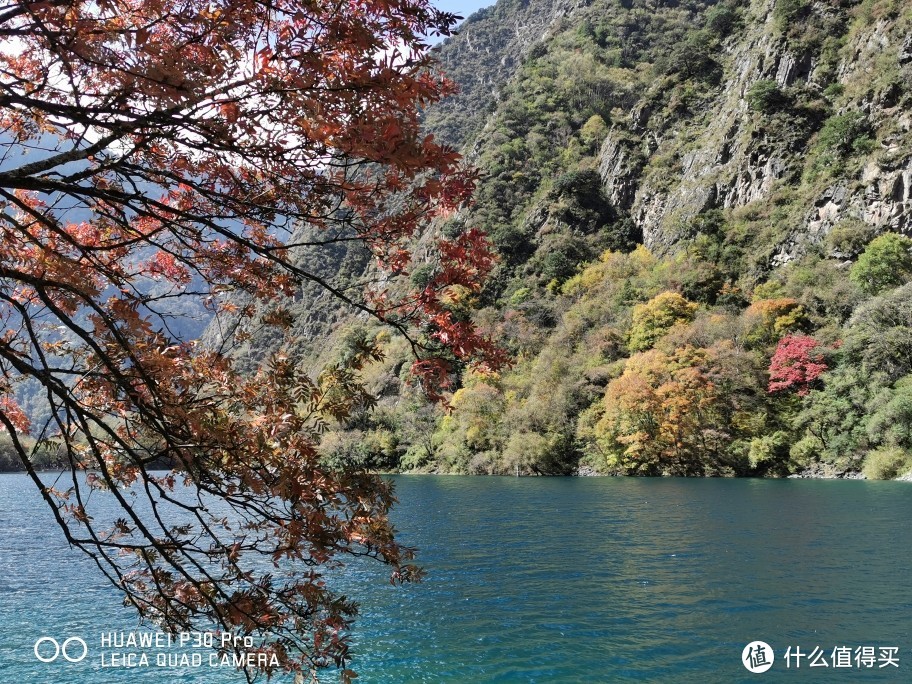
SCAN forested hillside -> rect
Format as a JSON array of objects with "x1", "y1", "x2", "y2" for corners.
[{"x1": 211, "y1": 0, "x2": 912, "y2": 479}]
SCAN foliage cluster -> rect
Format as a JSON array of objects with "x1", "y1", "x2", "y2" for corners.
[
  {"x1": 415, "y1": 229, "x2": 912, "y2": 477},
  {"x1": 306, "y1": 0, "x2": 912, "y2": 482},
  {"x1": 0, "y1": 0, "x2": 502, "y2": 679}
]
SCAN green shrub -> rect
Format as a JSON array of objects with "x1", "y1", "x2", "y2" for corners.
[
  {"x1": 508, "y1": 287, "x2": 533, "y2": 306},
  {"x1": 773, "y1": 0, "x2": 809, "y2": 27},
  {"x1": 845, "y1": 283, "x2": 912, "y2": 382},
  {"x1": 849, "y1": 233, "x2": 912, "y2": 295},
  {"x1": 536, "y1": 236, "x2": 591, "y2": 283},
  {"x1": 772, "y1": 0, "x2": 830, "y2": 52},
  {"x1": 579, "y1": 114, "x2": 609, "y2": 150},
  {"x1": 862, "y1": 446, "x2": 912, "y2": 480},
  {"x1": 655, "y1": 30, "x2": 722, "y2": 83},
  {"x1": 822, "y1": 82, "x2": 844, "y2": 99},
  {"x1": 866, "y1": 377, "x2": 912, "y2": 450},
  {"x1": 0, "y1": 434, "x2": 20, "y2": 472},
  {"x1": 503, "y1": 430, "x2": 576, "y2": 475},
  {"x1": 747, "y1": 80, "x2": 787, "y2": 114},
  {"x1": 410, "y1": 263, "x2": 435, "y2": 289},
  {"x1": 747, "y1": 430, "x2": 793, "y2": 473},
  {"x1": 490, "y1": 221, "x2": 537, "y2": 269},
  {"x1": 0, "y1": 434, "x2": 66, "y2": 472},
  {"x1": 319, "y1": 426, "x2": 400, "y2": 472},
  {"x1": 792, "y1": 367, "x2": 874, "y2": 468},
  {"x1": 788, "y1": 435, "x2": 820, "y2": 468},
  {"x1": 824, "y1": 220, "x2": 877, "y2": 258},
  {"x1": 816, "y1": 111, "x2": 873, "y2": 158},
  {"x1": 705, "y1": 4, "x2": 740, "y2": 35},
  {"x1": 627, "y1": 292, "x2": 698, "y2": 352},
  {"x1": 546, "y1": 169, "x2": 616, "y2": 236},
  {"x1": 817, "y1": 36, "x2": 847, "y2": 87}
]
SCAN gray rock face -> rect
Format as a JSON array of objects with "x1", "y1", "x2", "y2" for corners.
[
  {"x1": 427, "y1": 0, "x2": 590, "y2": 150},
  {"x1": 786, "y1": 24, "x2": 912, "y2": 255},
  {"x1": 597, "y1": 132, "x2": 641, "y2": 211},
  {"x1": 900, "y1": 34, "x2": 912, "y2": 65},
  {"x1": 612, "y1": 19, "x2": 804, "y2": 251},
  {"x1": 787, "y1": 463, "x2": 865, "y2": 479},
  {"x1": 591, "y1": 0, "x2": 912, "y2": 257},
  {"x1": 805, "y1": 158, "x2": 912, "y2": 241},
  {"x1": 775, "y1": 50, "x2": 814, "y2": 87}
]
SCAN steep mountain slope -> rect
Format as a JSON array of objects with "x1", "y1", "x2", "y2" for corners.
[
  {"x1": 424, "y1": 0, "x2": 593, "y2": 148},
  {"x1": 211, "y1": 0, "x2": 912, "y2": 479}
]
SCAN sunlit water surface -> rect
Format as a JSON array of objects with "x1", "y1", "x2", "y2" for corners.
[{"x1": 1, "y1": 474, "x2": 909, "y2": 682}]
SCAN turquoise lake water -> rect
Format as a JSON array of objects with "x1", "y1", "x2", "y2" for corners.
[{"x1": 1, "y1": 474, "x2": 910, "y2": 682}]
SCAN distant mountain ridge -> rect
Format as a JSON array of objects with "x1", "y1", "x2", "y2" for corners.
[{"x1": 425, "y1": 0, "x2": 589, "y2": 148}]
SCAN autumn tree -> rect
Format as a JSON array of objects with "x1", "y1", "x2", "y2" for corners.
[
  {"x1": 0, "y1": 1, "x2": 501, "y2": 680},
  {"x1": 627, "y1": 291, "x2": 697, "y2": 352},
  {"x1": 768, "y1": 334, "x2": 828, "y2": 396},
  {"x1": 741, "y1": 297, "x2": 807, "y2": 348},
  {"x1": 594, "y1": 346, "x2": 728, "y2": 475}
]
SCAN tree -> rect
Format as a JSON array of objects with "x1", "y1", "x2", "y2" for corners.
[
  {"x1": 747, "y1": 79, "x2": 787, "y2": 114},
  {"x1": 0, "y1": 1, "x2": 501, "y2": 680},
  {"x1": 594, "y1": 346, "x2": 727, "y2": 475},
  {"x1": 627, "y1": 291, "x2": 698, "y2": 352},
  {"x1": 742, "y1": 297, "x2": 807, "y2": 348},
  {"x1": 704, "y1": 3, "x2": 740, "y2": 36},
  {"x1": 816, "y1": 111, "x2": 873, "y2": 158},
  {"x1": 768, "y1": 334, "x2": 828, "y2": 396},
  {"x1": 790, "y1": 366, "x2": 875, "y2": 469},
  {"x1": 843, "y1": 282, "x2": 912, "y2": 383},
  {"x1": 849, "y1": 232, "x2": 912, "y2": 295},
  {"x1": 579, "y1": 114, "x2": 609, "y2": 150},
  {"x1": 866, "y1": 377, "x2": 912, "y2": 454}
]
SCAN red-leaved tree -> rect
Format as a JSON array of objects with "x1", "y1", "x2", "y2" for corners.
[
  {"x1": 768, "y1": 334, "x2": 829, "y2": 396},
  {"x1": 0, "y1": 1, "x2": 501, "y2": 680}
]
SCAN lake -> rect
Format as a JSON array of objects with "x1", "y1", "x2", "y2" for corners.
[{"x1": 0, "y1": 474, "x2": 910, "y2": 682}]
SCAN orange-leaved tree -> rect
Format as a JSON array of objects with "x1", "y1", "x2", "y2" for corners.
[
  {"x1": 595, "y1": 346, "x2": 727, "y2": 475},
  {"x1": 0, "y1": 0, "x2": 501, "y2": 680}
]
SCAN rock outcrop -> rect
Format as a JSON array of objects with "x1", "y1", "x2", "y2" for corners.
[{"x1": 594, "y1": 0, "x2": 912, "y2": 258}]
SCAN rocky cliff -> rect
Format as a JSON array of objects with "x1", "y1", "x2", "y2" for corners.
[{"x1": 591, "y1": 0, "x2": 912, "y2": 261}]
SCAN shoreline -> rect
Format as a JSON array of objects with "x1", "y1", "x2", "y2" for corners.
[{"x1": 3, "y1": 466, "x2": 911, "y2": 481}]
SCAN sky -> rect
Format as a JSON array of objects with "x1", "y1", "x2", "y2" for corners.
[
  {"x1": 434, "y1": 0, "x2": 493, "y2": 19},
  {"x1": 433, "y1": 0, "x2": 494, "y2": 28},
  {"x1": 424, "y1": 0, "x2": 493, "y2": 45}
]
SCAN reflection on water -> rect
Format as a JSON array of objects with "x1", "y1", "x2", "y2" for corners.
[{"x1": 1, "y1": 474, "x2": 910, "y2": 682}]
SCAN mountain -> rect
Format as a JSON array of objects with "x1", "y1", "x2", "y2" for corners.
[{"x1": 206, "y1": 0, "x2": 912, "y2": 479}]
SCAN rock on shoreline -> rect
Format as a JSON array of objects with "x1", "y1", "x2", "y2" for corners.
[{"x1": 787, "y1": 462, "x2": 865, "y2": 479}]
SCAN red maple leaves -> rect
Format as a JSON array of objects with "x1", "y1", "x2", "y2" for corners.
[
  {"x1": 768, "y1": 334, "x2": 829, "y2": 396},
  {"x1": 0, "y1": 0, "x2": 488, "y2": 678}
]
